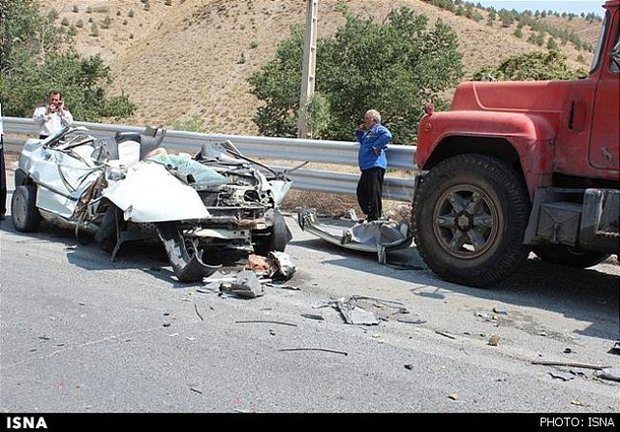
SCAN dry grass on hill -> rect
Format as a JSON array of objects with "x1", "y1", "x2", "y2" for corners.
[{"x1": 43, "y1": 0, "x2": 600, "y2": 135}]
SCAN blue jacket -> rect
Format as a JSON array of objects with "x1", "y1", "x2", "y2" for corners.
[{"x1": 356, "y1": 123, "x2": 392, "y2": 170}]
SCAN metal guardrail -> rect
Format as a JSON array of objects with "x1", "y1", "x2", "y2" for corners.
[{"x1": 2, "y1": 117, "x2": 417, "y2": 201}]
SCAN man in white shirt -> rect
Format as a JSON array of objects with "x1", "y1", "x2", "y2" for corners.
[{"x1": 32, "y1": 90, "x2": 73, "y2": 139}]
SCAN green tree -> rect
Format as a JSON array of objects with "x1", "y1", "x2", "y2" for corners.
[
  {"x1": 0, "y1": 0, "x2": 135, "y2": 120},
  {"x1": 473, "y1": 50, "x2": 586, "y2": 81},
  {"x1": 248, "y1": 7, "x2": 463, "y2": 144}
]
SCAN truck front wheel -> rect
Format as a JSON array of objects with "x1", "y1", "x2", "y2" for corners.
[
  {"x1": 413, "y1": 154, "x2": 530, "y2": 287},
  {"x1": 532, "y1": 245, "x2": 610, "y2": 268}
]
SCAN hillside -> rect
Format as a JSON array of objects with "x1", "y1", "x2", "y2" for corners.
[{"x1": 40, "y1": 0, "x2": 603, "y2": 135}]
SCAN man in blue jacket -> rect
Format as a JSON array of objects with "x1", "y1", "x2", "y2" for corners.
[{"x1": 355, "y1": 109, "x2": 392, "y2": 222}]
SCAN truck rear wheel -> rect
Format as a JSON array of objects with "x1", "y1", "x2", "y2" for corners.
[
  {"x1": 413, "y1": 154, "x2": 530, "y2": 287},
  {"x1": 532, "y1": 245, "x2": 610, "y2": 268}
]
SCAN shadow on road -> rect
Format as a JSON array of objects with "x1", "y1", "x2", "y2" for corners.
[{"x1": 1, "y1": 217, "x2": 205, "y2": 288}]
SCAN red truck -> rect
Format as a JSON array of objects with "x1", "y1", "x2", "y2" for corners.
[{"x1": 412, "y1": 0, "x2": 619, "y2": 287}]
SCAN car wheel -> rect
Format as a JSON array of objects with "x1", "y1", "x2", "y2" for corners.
[
  {"x1": 11, "y1": 185, "x2": 41, "y2": 232},
  {"x1": 532, "y1": 245, "x2": 610, "y2": 268},
  {"x1": 253, "y1": 209, "x2": 291, "y2": 256},
  {"x1": 413, "y1": 154, "x2": 530, "y2": 287}
]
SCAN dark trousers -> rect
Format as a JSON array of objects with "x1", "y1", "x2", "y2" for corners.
[
  {"x1": 0, "y1": 136, "x2": 6, "y2": 218},
  {"x1": 356, "y1": 167, "x2": 385, "y2": 221}
]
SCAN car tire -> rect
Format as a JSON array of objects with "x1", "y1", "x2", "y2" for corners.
[
  {"x1": 412, "y1": 154, "x2": 530, "y2": 287},
  {"x1": 11, "y1": 185, "x2": 41, "y2": 232},
  {"x1": 253, "y1": 209, "x2": 291, "y2": 256}
]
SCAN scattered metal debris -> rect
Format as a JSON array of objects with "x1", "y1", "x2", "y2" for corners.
[
  {"x1": 337, "y1": 302, "x2": 379, "y2": 325},
  {"x1": 371, "y1": 332, "x2": 384, "y2": 343},
  {"x1": 264, "y1": 282, "x2": 300, "y2": 291},
  {"x1": 570, "y1": 400, "x2": 588, "y2": 407},
  {"x1": 488, "y1": 334, "x2": 501, "y2": 346},
  {"x1": 475, "y1": 312, "x2": 492, "y2": 321},
  {"x1": 492, "y1": 307, "x2": 508, "y2": 315},
  {"x1": 549, "y1": 371, "x2": 575, "y2": 381},
  {"x1": 395, "y1": 315, "x2": 426, "y2": 325},
  {"x1": 296, "y1": 208, "x2": 413, "y2": 264},
  {"x1": 221, "y1": 271, "x2": 265, "y2": 298},
  {"x1": 199, "y1": 254, "x2": 298, "y2": 299},
  {"x1": 327, "y1": 295, "x2": 416, "y2": 326},
  {"x1": 235, "y1": 320, "x2": 298, "y2": 327},
  {"x1": 597, "y1": 367, "x2": 620, "y2": 382},
  {"x1": 268, "y1": 251, "x2": 296, "y2": 279},
  {"x1": 531, "y1": 360, "x2": 611, "y2": 370},
  {"x1": 194, "y1": 303, "x2": 204, "y2": 321},
  {"x1": 279, "y1": 347, "x2": 348, "y2": 356},
  {"x1": 435, "y1": 330, "x2": 456, "y2": 340},
  {"x1": 190, "y1": 387, "x2": 203, "y2": 394},
  {"x1": 301, "y1": 313, "x2": 324, "y2": 321},
  {"x1": 570, "y1": 369, "x2": 588, "y2": 378},
  {"x1": 448, "y1": 393, "x2": 460, "y2": 400}
]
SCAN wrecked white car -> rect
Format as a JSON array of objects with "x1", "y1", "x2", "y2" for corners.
[{"x1": 12, "y1": 126, "x2": 292, "y2": 282}]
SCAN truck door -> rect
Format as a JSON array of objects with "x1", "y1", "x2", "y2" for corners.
[{"x1": 589, "y1": 7, "x2": 620, "y2": 172}]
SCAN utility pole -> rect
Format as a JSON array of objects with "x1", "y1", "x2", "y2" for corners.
[{"x1": 297, "y1": 0, "x2": 319, "y2": 139}]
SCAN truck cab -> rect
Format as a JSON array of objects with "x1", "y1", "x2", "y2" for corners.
[{"x1": 412, "y1": 0, "x2": 619, "y2": 287}]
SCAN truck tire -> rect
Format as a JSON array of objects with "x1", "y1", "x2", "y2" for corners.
[
  {"x1": 11, "y1": 185, "x2": 42, "y2": 233},
  {"x1": 532, "y1": 245, "x2": 610, "y2": 268},
  {"x1": 413, "y1": 154, "x2": 530, "y2": 287}
]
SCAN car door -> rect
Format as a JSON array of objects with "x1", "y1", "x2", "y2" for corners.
[
  {"x1": 33, "y1": 132, "x2": 102, "y2": 219},
  {"x1": 589, "y1": 6, "x2": 620, "y2": 172}
]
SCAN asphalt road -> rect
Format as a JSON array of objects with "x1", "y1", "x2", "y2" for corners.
[{"x1": 0, "y1": 181, "x2": 619, "y2": 415}]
